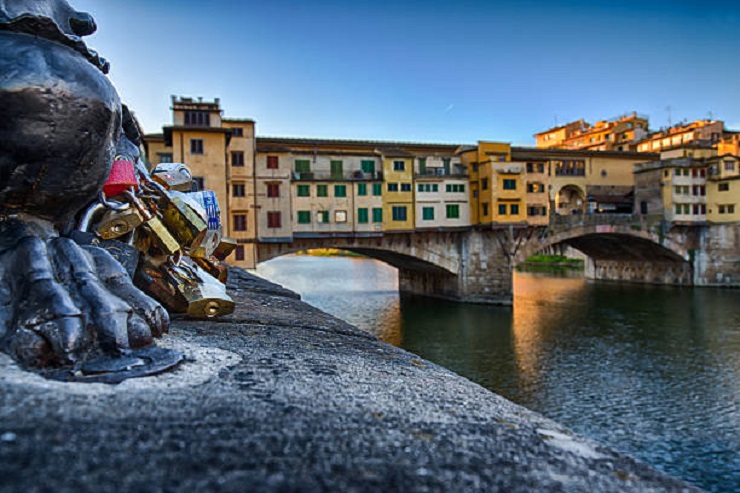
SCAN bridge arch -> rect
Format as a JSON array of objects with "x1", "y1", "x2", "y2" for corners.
[{"x1": 256, "y1": 233, "x2": 462, "y2": 276}]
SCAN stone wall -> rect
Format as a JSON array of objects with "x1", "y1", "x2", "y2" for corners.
[{"x1": 693, "y1": 223, "x2": 740, "y2": 286}]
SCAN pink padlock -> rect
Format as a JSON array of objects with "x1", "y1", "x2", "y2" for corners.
[{"x1": 103, "y1": 156, "x2": 138, "y2": 197}]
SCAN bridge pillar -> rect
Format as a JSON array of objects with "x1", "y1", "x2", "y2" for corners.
[{"x1": 398, "y1": 230, "x2": 514, "y2": 305}]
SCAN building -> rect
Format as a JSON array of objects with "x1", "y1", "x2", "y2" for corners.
[
  {"x1": 535, "y1": 113, "x2": 649, "y2": 152},
  {"x1": 706, "y1": 154, "x2": 740, "y2": 223},
  {"x1": 143, "y1": 96, "x2": 258, "y2": 267},
  {"x1": 636, "y1": 120, "x2": 724, "y2": 153}
]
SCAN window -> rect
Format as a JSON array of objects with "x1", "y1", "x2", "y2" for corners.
[
  {"x1": 190, "y1": 139, "x2": 204, "y2": 155},
  {"x1": 267, "y1": 156, "x2": 279, "y2": 169},
  {"x1": 730, "y1": 205, "x2": 736, "y2": 214},
  {"x1": 446, "y1": 204, "x2": 460, "y2": 219},
  {"x1": 387, "y1": 183, "x2": 399, "y2": 192},
  {"x1": 334, "y1": 185, "x2": 347, "y2": 197},
  {"x1": 498, "y1": 204, "x2": 507, "y2": 215},
  {"x1": 192, "y1": 177, "x2": 204, "y2": 192},
  {"x1": 231, "y1": 127, "x2": 243, "y2": 137},
  {"x1": 231, "y1": 151, "x2": 244, "y2": 167},
  {"x1": 267, "y1": 183, "x2": 280, "y2": 198},
  {"x1": 674, "y1": 169, "x2": 681, "y2": 176},
  {"x1": 527, "y1": 183, "x2": 544, "y2": 193},
  {"x1": 418, "y1": 184, "x2": 424, "y2": 192},
  {"x1": 372, "y1": 208, "x2": 383, "y2": 223},
  {"x1": 361, "y1": 160, "x2": 376, "y2": 173},
  {"x1": 724, "y1": 160, "x2": 736, "y2": 172},
  {"x1": 331, "y1": 160, "x2": 343, "y2": 179},
  {"x1": 422, "y1": 207, "x2": 435, "y2": 221},
  {"x1": 482, "y1": 203, "x2": 489, "y2": 216},
  {"x1": 297, "y1": 211, "x2": 311, "y2": 224},
  {"x1": 418, "y1": 158, "x2": 427, "y2": 174},
  {"x1": 442, "y1": 158, "x2": 451, "y2": 174},
  {"x1": 401, "y1": 183, "x2": 411, "y2": 192},
  {"x1": 235, "y1": 245, "x2": 245, "y2": 261},
  {"x1": 392, "y1": 206, "x2": 407, "y2": 221},
  {"x1": 446, "y1": 184, "x2": 465, "y2": 193},
  {"x1": 503, "y1": 179, "x2": 516, "y2": 190},
  {"x1": 675, "y1": 204, "x2": 683, "y2": 215},
  {"x1": 528, "y1": 206, "x2": 547, "y2": 216},
  {"x1": 719, "y1": 183, "x2": 730, "y2": 192},
  {"x1": 267, "y1": 211, "x2": 281, "y2": 228},
  {"x1": 481, "y1": 178, "x2": 489, "y2": 190},
  {"x1": 553, "y1": 159, "x2": 585, "y2": 176},
  {"x1": 158, "y1": 152, "x2": 173, "y2": 163},
  {"x1": 357, "y1": 183, "x2": 367, "y2": 196},
  {"x1": 184, "y1": 110, "x2": 210, "y2": 126},
  {"x1": 432, "y1": 184, "x2": 439, "y2": 192},
  {"x1": 295, "y1": 159, "x2": 311, "y2": 173},
  {"x1": 640, "y1": 201, "x2": 648, "y2": 214},
  {"x1": 232, "y1": 183, "x2": 245, "y2": 197},
  {"x1": 317, "y1": 185, "x2": 328, "y2": 197},
  {"x1": 526, "y1": 162, "x2": 545, "y2": 173},
  {"x1": 317, "y1": 211, "x2": 329, "y2": 223},
  {"x1": 357, "y1": 208, "x2": 369, "y2": 224},
  {"x1": 297, "y1": 185, "x2": 310, "y2": 197},
  {"x1": 372, "y1": 183, "x2": 382, "y2": 196},
  {"x1": 510, "y1": 204, "x2": 519, "y2": 215},
  {"x1": 335, "y1": 210, "x2": 347, "y2": 223},
  {"x1": 393, "y1": 160, "x2": 405, "y2": 171},
  {"x1": 233, "y1": 214, "x2": 247, "y2": 231}
]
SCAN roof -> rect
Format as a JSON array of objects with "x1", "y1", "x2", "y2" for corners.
[
  {"x1": 223, "y1": 118, "x2": 255, "y2": 124},
  {"x1": 511, "y1": 146, "x2": 658, "y2": 160}
]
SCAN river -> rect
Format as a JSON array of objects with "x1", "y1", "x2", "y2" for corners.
[{"x1": 255, "y1": 255, "x2": 739, "y2": 492}]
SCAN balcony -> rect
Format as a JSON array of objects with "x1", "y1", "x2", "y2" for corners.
[
  {"x1": 415, "y1": 167, "x2": 467, "y2": 179},
  {"x1": 291, "y1": 171, "x2": 383, "y2": 181}
]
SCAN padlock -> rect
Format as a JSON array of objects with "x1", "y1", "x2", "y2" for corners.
[
  {"x1": 159, "y1": 191, "x2": 208, "y2": 251},
  {"x1": 179, "y1": 259, "x2": 234, "y2": 318},
  {"x1": 151, "y1": 162, "x2": 194, "y2": 192},
  {"x1": 190, "y1": 225, "x2": 223, "y2": 259},
  {"x1": 212, "y1": 237, "x2": 238, "y2": 261},
  {"x1": 95, "y1": 207, "x2": 144, "y2": 240},
  {"x1": 188, "y1": 190, "x2": 221, "y2": 230},
  {"x1": 192, "y1": 255, "x2": 228, "y2": 284},
  {"x1": 134, "y1": 258, "x2": 234, "y2": 318},
  {"x1": 125, "y1": 191, "x2": 181, "y2": 256},
  {"x1": 103, "y1": 155, "x2": 138, "y2": 198}
]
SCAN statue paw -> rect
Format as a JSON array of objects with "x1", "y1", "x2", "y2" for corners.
[{"x1": 0, "y1": 220, "x2": 169, "y2": 369}]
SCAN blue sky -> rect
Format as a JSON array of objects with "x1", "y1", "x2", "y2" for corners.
[{"x1": 74, "y1": 0, "x2": 740, "y2": 145}]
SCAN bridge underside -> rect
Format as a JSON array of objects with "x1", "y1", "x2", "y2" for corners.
[{"x1": 556, "y1": 234, "x2": 693, "y2": 286}]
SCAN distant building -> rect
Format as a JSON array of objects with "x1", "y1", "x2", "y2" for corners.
[
  {"x1": 535, "y1": 113, "x2": 649, "y2": 152},
  {"x1": 636, "y1": 120, "x2": 723, "y2": 153}
]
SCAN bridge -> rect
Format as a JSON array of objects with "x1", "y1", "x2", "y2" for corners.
[{"x1": 256, "y1": 215, "x2": 740, "y2": 304}]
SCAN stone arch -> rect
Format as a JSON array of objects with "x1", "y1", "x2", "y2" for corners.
[
  {"x1": 554, "y1": 184, "x2": 586, "y2": 215},
  {"x1": 256, "y1": 237, "x2": 460, "y2": 276}
]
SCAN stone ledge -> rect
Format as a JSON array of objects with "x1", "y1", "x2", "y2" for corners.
[{"x1": 0, "y1": 269, "x2": 701, "y2": 492}]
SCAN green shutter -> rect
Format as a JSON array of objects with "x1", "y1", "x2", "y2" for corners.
[
  {"x1": 511, "y1": 204, "x2": 519, "y2": 215},
  {"x1": 317, "y1": 185, "x2": 328, "y2": 197},
  {"x1": 446, "y1": 204, "x2": 460, "y2": 219},
  {"x1": 361, "y1": 160, "x2": 375, "y2": 173},
  {"x1": 297, "y1": 185, "x2": 310, "y2": 197},
  {"x1": 331, "y1": 160, "x2": 343, "y2": 179},
  {"x1": 372, "y1": 183, "x2": 382, "y2": 196},
  {"x1": 498, "y1": 204, "x2": 507, "y2": 215},
  {"x1": 357, "y1": 208, "x2": 369, "y2": 223},
  {"x1": 357, "y1": 183, "x2": 367, "y2": 196},
  {"x1": 295, "y1": 159, "x2": 311, "y2": 173},
  {"x1": 334, "y1": 185, "x2": 346, "y2": 197},
  {"x1": 419, "y1": 158, "x2": 427, "y2": 174},
  {"x1": 372, "y1": 208, "x2": 383, "y2": 222},
  {"x1": 423, "y1": 207, "x2": 434, "y2": 220},
  {"x1": 297, "y1": 210, "x2": 311, "y2": 223}
]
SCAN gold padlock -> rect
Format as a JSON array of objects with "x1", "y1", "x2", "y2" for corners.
[
  {"x1": 125, "y1": 191, "x2": 181, "y2": 256},
  {"x1": 134, "y1": 258, "x2": 234, "y2": 318},
  {"x1": 212, "y1": 237, "x2": 238, "y2": 261},
  {"x1": 95, "y1": 207, "x2": 144, "y2": 240},
  {"x1": 159, "y1": 192, "x2": 208, "y2": 251},
  {"x1": 190, "y1": 226, "x2": 223, "y2": 259},
  {"x1": 192, "y1": 255, "x2": 228, "y2": 284}
]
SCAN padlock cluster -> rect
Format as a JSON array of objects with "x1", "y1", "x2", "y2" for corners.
[{"x1": 75, "y1": 156, "x2": 237, "y2": 319}]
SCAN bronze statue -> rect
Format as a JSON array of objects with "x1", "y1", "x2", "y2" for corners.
[{"x1": 0, "y1": 0, "x2": 233, "y2": 381}]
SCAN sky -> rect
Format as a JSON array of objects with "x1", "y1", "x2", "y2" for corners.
[{"x1": 73, "y1": 0, "x2": 740, "y2": 146}]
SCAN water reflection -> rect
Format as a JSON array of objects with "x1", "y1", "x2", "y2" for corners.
[{"x1": 256, "y1": 256, "x2": 740, "y2": 492}]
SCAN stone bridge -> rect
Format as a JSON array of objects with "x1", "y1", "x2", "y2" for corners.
[{"x1": 257, "y1": 215, "x2": 740, "y2": 304}]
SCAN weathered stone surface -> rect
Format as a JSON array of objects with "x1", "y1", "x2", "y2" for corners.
[{"x1": 0, "y1": 269, "x2": 701, "y2": 492}]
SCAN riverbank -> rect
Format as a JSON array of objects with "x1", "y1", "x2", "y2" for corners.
[{"x1": 0, "y1": 268, "x2": 699, "y2": 492}]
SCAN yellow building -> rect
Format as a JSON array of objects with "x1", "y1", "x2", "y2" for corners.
[
  {"x1": 381, "y1": 150, "x2": 415, "y2": 232},
  {"x1": 636, "y1": 120, "x2": 724, "y2": 153},
  {"x1": 535, "y1": 113, "x2": 649, "y2": 152},
  {"x1": 143, "y1": 96, "x2": 258, "y2": 268},
  {"x1": 707, "y1": 155, "x2": 740, "y2": 223}
]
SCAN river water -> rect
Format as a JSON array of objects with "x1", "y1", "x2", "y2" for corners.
[{"x1": 256, "y1": 255, "x2": 739, "y2": 492}]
